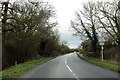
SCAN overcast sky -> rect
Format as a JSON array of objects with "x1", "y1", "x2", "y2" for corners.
[
  {"x1": 42, "y1": 0, "x2": 112, "y2": 48},
  {"x1": 3, "y1": 0, "x2": 111, "y2": 48},
  {"x1": 0, "y1": 0, "x2": 84, "y2": 48},
  {"x1": 42, "y1": 0, "x2": 87, "y2": 48},
  {"x1": 52, "y1": 0, "x2": 83, "y2": 48}
]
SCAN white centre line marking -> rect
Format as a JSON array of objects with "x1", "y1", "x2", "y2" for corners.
[
  {"x1": 65, "y1": 61, "x2": 67, "y2": 64},
  {"x1": 65, "y1": 58, "x2": 67, "y2": 64},
  {"x1": 65, "y1": 53, "x2": 80, "y2": 80},
  {"x1": 73, "y1": 73, "x2": 76, "y2": 76},
  {"x1": 67, "y1": 65, "x2": 72, "y2": 72},
  {"x1": 76, "y1": 77, "x2": 80, "y2": 80}
]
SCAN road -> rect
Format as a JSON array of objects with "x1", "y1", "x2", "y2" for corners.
[{"x1": 21, "y1": 53, "x2": 119, "y2": 79}]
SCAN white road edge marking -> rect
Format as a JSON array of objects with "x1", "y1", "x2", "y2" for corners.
[{"x1": 65, "y1": 53, "x2": 80, "y2": 80}]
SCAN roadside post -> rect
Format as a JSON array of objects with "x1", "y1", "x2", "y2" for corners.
[
  {"x1": 100, "y1": 42, "x2": 104, "y2": 62},
  {"x1": 99, "y1": 27, "x2": 105, "y2": 62}
]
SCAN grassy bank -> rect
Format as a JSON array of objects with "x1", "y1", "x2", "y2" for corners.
[
  {"x1": 77, "y1": 53, "x2": 120, "y2": 73},
  {"x1": 1, "y1": 57, "x2": 52, "y2": 79}
]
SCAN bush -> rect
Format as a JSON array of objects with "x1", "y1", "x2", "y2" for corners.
[{"x1": 104, "y1": 46, "x2": 119, "y2": 61}]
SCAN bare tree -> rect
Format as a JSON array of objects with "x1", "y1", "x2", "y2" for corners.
[
  {"x1": 0, "y1": 1, "x2": 14, "y2": 33},
  {"x1": 71, "y1": 2, "x2": 98, "y2": 54},
  {"x1": 95, "y1": 1, "x2": 120, "y2": 46}
]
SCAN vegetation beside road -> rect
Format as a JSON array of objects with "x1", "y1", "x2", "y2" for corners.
[
  {"x1": 77, "y1": 53, "x2": 120, "y2": 73},
  {"x1": 1, "y1": 57, "x2": 52, "y2": 79},
  {"x1": 1, "y1": 1, "x2": 71, "y2": 70},
  {"x1": 85, "y1": 57, "x2": 120, "y2": 73},
  {"x1": 71, "y1": 0, "x2": 120, "y2": 65}
]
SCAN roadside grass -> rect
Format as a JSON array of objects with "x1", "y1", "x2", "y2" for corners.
[
  {"x1": 86, "y1": 58, "x2": 120, "y2": 72},
  {"x1": 77, "y1": 53, "x2": 120, "y2": 73},
  {"x1": 1, "y1": 57, "x2": 52, "y2": 79}
]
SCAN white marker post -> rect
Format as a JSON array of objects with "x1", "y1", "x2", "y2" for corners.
[
  {"x1": 100, "y1": 42, "x2": 104, "y2": 62},
  {"x1": 99, "y1": 27, "x2": 105, "y2": 62}
]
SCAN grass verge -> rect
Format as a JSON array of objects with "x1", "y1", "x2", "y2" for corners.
[
  {"x1": 77, "y1": 53, "x2": 120, "y2": 73},
  {"x1": 1, "y1": 57, "x2": 52, "y2": 79}
]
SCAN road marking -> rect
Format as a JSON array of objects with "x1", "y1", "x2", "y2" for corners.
[
  {"x1": 65, "y1": 60, "x2": 67, "y2": 64},
  {"x1": 66, "y1": 65, "x2": 72, "y2": 72},
  {"x1": 65, "y1": 57, "x2": 68, "y2": 64},
  {"x1": 65, "y1": 54, "x2": 80, "y2": 80},
  {"x1": 73, "y1": 73, "x2": 76, "y2": 75},
  {"x1": 76, "y1": 77, "x2": 80, "y2": 80}
]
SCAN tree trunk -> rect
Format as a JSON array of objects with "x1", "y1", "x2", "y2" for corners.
[{"x1": 91, "y1": 41, "x2": 97, "y2": 53}]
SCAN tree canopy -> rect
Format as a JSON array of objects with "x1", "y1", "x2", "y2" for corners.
[{"x1": 1, "y1": 1, "x2": 70, "y2": 69}]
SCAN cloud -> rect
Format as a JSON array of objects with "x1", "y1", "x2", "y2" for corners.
[
  {"x1": 59, "y1": 30, "x2": 81, "y2": 48},
  {"x1": 43, "y1": 0, "x2": 112, "y2": 48},
  {"x1": 44, "y1": 0, "x2": 84, "y2": 48}
]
